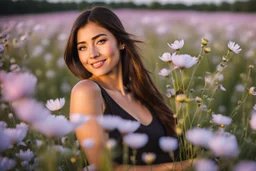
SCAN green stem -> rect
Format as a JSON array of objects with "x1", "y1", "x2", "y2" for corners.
[{"x1": 132, "y1": 149, "x2": 137, "y2": 171}]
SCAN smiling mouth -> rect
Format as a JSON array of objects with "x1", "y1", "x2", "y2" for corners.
[{"x1": 91, "y1": 59, "x2": 106, "y2": 69}]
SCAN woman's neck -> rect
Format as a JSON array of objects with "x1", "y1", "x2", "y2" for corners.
[{"x1": 90, "y1": 61, "x2": 127, "y2": 96}]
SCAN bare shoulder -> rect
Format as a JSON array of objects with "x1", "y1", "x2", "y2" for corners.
[
  {"x1": 70, "y1": 79, "x2": 103, "y2": 116},
  {"x1": 71, "y1": 79, "x2": 101, "y2": 95}
]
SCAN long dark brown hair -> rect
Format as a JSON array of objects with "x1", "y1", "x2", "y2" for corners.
[{"x1": 64, "y1": 6, "x2": 176, "y2": 136}]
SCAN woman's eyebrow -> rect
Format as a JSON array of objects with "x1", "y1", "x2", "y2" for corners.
[{"x1": 77, "y1": 33, "x2": 107, "y2": 45}]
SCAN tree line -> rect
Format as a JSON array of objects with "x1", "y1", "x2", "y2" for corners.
[{"x1": 0, "y1": 0, "x2": 255, "y2": 15}]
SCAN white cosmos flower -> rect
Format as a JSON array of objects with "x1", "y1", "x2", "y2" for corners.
[
  {"x1": 123, "y1": 133, "x2": 148, "y2": 149},
  {"x1": 212, "y1": 114, "x2": 232, "y2": 126},
  {"x1": 228, "y1": 41, "x2": 241, "y2": 54},
  {"x1": 253, "y1": 104, "x2": 256, "y2": 111},
  {"x1": 117, "y1": 119, "x2": 140, "y2": 135},
  {"x1": 12, "y1": 98, "x2": 50, "y2": 124},
  {"x1": 186, "y1": 128, "x2": 214, "y2": 148},
  {"x1": 0, "y1": 157, "x2": 16, "y2": 171},
  {"x1": 234, "y1": 161, "x2": 256, "y2": 171},
  {"x1": 159, "y1": 52, "x2": 172, "y2": 62},
  {"x1": 250, "y1": 113, "x2": 256, "y2": 130},
  {"x1": 142, "y1": 152, "x2": 156, "y2": 164},
  {"x1": 249, "y1": 87, "x2": 256, "y2": 95},
  {"x1": 172, "y1": 54, "x2": 198, "y2": 69},
  {"x1": 81, "y1": 139, "x2": 94, "y2": 149},
  {"x1": 159, "y1": 137, "x2": 178, "y2": 152},
  {"x1": 32, "y1": 115, "x2": 73, "y2": 137},
  {"x1": 194, "y1": 159, "x2": 219, "y2": 171},
  {"x1": 97, "y1": 115, "x2": 122, "y2": 131},
  {"x1": 158, "y1": 68, "x2": 171, "y2": 77},
  {"x1": 70, "y1": 113, "x2": 91, "y2": 129},
  {"x1": 0, "y1": 128, "x2": 11, "y2": 152},
  {"x1": 16, "y1": 149, "x2": 34, "y2": 161},
  {"x1": 45, "y1": 97, "x2": 65, "y2": 111},
  {"x1": 168, "y1": 39, "x2": 184, "y2": 50},
  {"x1": 1, "y1": 72, "x2": 37, "y2": 101},
  {"x1": 209, "y1": 132, "x2": 239, "y2": 157},
  {"x1": 4, "y1": 124, "x2": 28, "y2": 145}
]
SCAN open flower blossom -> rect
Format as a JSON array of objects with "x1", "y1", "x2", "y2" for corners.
[
  {"x1": 250, "y1": 113, "x2": 256, "y2": 130},
  {"x1": 194, "y1": 159, "x2": 219, "y2": 171},
  {"x1": 81, "y1": 139, "x2": 94, "y2": 149},
  {"x1": 159, "y1": 137, "x2": 178, "y2": 152},
  {"x1": 12, "y1": 98, "x2": 50, "y2": 124},
  {"x1": 97, "y1": 115, "x2": 122, "y2": 131},
  {"x1": 228, "y1": 41, "x2": 241, "y2": 54},
  {"x1": 168, "y1": 39, "x2": 184, "y2": 50},
  {"x1": 186, "y1": 128, "x2": 214, "y2": 148},
  {"x1": 70, "y1": 113, "x2": 91, "y2": 129},
  {"x1": 249, "y1": 87, "x2": 256, "y2": 95},
  {"x1": 116, "y1": 119, "x2": 140, "y2": 135},
  {"x1": 4, "y1": 123, "x2": 28, "y2": 145},
  {"x1": 233, "y1": 161, "x2": 256, "y2": 171},
  {"x1": 0, "y1": 128, "x2": 11, "y2": 152},
  {"x1": 142, "y1": 152, "x2": 156, "y2": 164},
  {"x1": 45, "y1": 97, "x2": 65, "y2": 111},
  {"x1": 253, "y1": 104, "x2": 256, "y2": 111},
  {"x1": 1, "y1": 72, "x2": 37, "y2": 101},
  {"x1": 16, "y1": 149, "x2": 34, "y2": 161},
  {"x1": 0, "y1": 157, "x2": 16, "y2": 171},
  {"x1": 32, "y1": 115, "x2": 73, "y2": 137},
  {"x1": 123, "y1": 133, "x2": 148, "y2": 149},
  {"x1": 209, "y1": 132, "x2": 239, "y2": 157},
  {"x1": 211, "y1": 114, "x2": 232, "y2": 126},
  {"x1": 159, "y1": 52, "x2": 173, "y2": 62},
  {"x1": 172, "y1": 54, "x2": 198, "y2": 69},
  {"x1": 158, "y1": 68, "x2": 171, "y2": 77}
]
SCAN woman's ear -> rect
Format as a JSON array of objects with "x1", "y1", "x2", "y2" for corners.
[{"x1": 119, "y1": 43, "x2": 125, "y2": 50}]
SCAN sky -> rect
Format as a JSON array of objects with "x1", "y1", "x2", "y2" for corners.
[{"x1": 47, "y1": 0, "x2": 237, "y2": 5}]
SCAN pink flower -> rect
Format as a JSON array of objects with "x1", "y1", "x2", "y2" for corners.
[{"x1": 1, "y1": 72, "x2": 37, "y2": 101}]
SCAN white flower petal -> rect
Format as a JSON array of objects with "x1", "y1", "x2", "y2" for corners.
[
  {"x1": 123, "y1": 133, "x2": 148, "y2": 149},
  {"x1": 159, "y1": 136, "x2": 178, "y2": 152},
  {"x1": 212, "y1": 114, "x2": 232, "y2": 126}
]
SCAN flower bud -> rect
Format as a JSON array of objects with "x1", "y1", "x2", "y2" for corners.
[
  {"x1": 70, "y1": 157, "x2": 76, "y2": 163},
  {"x1": 195, "y1": 96, "x2": 202, "y2": 103},
  {"x1": 249, "y1": 65, "x2": 254, "y2": 69},
  {"x1": 201, "y1": 38, "x2": 209, "y2": 46},
  {"x1": 204, "y1": 47, "x2": 211, "y2": 53},
  {"x1": 175, "y1": 127, "x2": 182, "y2": 135},
  {"x1": 142, "y1": 152, "x2": 156, "y2": 164},
  {"x1": 175, "y1": 94, "x2": 187, "y2": 103},
  {"x1": 173, "y1": 114, "x2": 177, "y2": 118}
]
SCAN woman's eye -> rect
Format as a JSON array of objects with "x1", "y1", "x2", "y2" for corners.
[
  {"x1": 78, "y1": 46, "x2": 86, "y2": 51},
  {"x1": 97, "y1": 39, "x2": 106, "y2": 45}
]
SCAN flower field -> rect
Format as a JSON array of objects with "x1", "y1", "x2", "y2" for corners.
[{"x1": 0, "y1": 9, "x2": 256, "y2": 170}]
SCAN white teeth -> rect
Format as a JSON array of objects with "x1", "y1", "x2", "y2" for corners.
[{"x1": 92, "y1": 61, "x2": 104, "y2": 68}]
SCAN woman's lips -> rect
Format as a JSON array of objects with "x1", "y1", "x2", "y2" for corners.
[{"x1": 91, "y1": 59, "x2": 106, "y2": 69}]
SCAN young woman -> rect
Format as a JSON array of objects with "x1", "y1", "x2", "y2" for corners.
[{"x1": 64, "y1": 6, "x2": 192, "y2": 170}]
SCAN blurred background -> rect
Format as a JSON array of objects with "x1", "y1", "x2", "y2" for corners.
[{"x1": 0, "y1": 0, "x2": 255, "y2": 121}]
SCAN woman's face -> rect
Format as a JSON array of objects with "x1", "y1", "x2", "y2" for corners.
[{"x1": 76, "y1": 22, "x2": 123, "y2": 78}]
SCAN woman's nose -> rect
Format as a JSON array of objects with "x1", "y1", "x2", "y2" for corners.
[{"x1": 89, "y1": 46, "x2": 99, "y2": 59}]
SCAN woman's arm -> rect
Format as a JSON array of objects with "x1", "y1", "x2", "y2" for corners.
[
  {"x1": 70, "y1": 80, "x2": 107, "y2": 168},
  {"x1": 114, "y1": 159, "x2": 194, "y2": 171}
]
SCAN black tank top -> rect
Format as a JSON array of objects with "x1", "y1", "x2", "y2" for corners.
[{"x1": 95, "y1": 82, "x2": 178, "y2": 165}]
